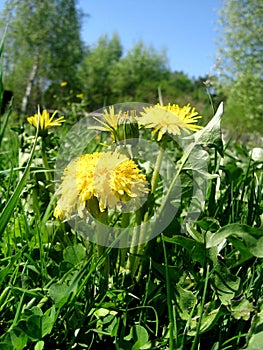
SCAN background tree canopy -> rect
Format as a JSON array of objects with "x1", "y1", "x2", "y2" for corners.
[
  {"x1": 0, "y1": 0, "x2": 262, "y2": 134},
  {"x1": 0, "y1": 0, "x2": 84, "y2": 113},
  {"x1": 214, "y1": 0, "x2": 263, "y2": 134}
]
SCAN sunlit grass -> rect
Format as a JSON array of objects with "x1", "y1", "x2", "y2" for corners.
[{"x1": 0, "y1": 44, "x2": 263, "y2": 350}]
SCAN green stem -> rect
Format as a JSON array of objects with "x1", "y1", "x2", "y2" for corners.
[
  {"x1": 119, "y1": 212, "x2": 130, "y2": 268},
  {"x1": 162, "y1": 234, "x2": 176, "y2": 349},
  {"x1": 190, "y1": 264, "x2": 210, "y2": 350},
  {"x1": 97, "y1": 244, "x2": 110, "y2": 295},
  {"x1": 158, "y1": 142, "x2": 195, "y2": 217},
  {"x1": 151, "y1": 140, "x2": 166, "y2": 193},
  {"x1": 132, "y1": 211, "x2": 150, "y2": 281},
  {"x1": 126, "y1": 211, "x2": 142, "y2": 276},
  {"x1": 93, "y1": 205, "x2": 110, "y2": 294},
  {"x1": 135, "y1": 142, "x2": 196, "y2": 281},
  {"x1": 129, "y1": 139, "x2": 167, "y2": 279},
  {"x1": 41, "y1": 138, "x2": 54, "y2": 192}
]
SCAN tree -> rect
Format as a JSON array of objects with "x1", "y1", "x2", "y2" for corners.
[
  {"x1": 110, "y1": 41, "x2": 169, "y2": 103},
  {"x1": 78, "y1": 33, "x2": 123, "y2": 111},
  {"x1": 0, "y1": 0, "x2": 84, "y2": 113},
  {"x1": 215, "y1": 0, "x2": 263, "y2": 133}
]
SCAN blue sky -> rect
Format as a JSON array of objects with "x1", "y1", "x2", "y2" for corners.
[
  {"x1": 0, "y1": 0, "x2": 222, "y2": 78},
  {"x1": 77, "y1": 0, "x2": 223, "y2": 78}
]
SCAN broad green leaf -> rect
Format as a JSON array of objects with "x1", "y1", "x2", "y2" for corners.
[
  {"x1": 124, "y1": 325, "x2": 149, "y2": 350},
  {"x1": 207, "y1": 224, "x2": 263, "y2": 258},
  {"x1": 188, "y1": 301, "x2": 222, "y2": 335},
  {"x1": 184, "y1": 147, "x2": 219, "y2": 180},
  {"x1": 245, "y1": 333, "x2": 263, "y2": 350},
  {"x1": 227, "y1": 236, "x2": 254, "y2": 266},
  {"x1": 94, "y1": 308, "x2": 118, "y2": 318},
  {"x1": 105, "y1": 316, "x2": 119, "y2": 337},
  {"x1": 7, "y1": 330, "x2": 28, "y2": 350},
  {"x1": 49, "y1": 262, "x2": 88, "y2": 308},
  {"x1": 151, "y1": 260, "x2": 181, "y2": 284},
  {"x1": 211, "y1": 263, "x2": 240, "y2": 305},
  {"x1": 230, "y1": 297, "x2": 254, "y2": 321},
  {"x1": 44, "y1": 306, "x2": 56, "y2": 323},
  {"x1": 131, "y1": 326, "x2": 149, "y2": 350},
  {"x1": 26, "y1": 315, "x2": 53, "y2": 340},
  {"x1": 63, "y1": 244, "x2": 86, "y2": 265},
  {"x1": 163, "y1": 235, "x2": 206, "y2": 265},
  {"x1": 48, "y1": 284, "x2": 69, "y2": 308},
  {"x1": 176, "y1": 285, "x2": 197, "y2": 320},
  {"x1": 195, "y1": 217, "x2": 221, "y2": 233},
  {"x1": 30, "y1": 306, "x2": 43, "y2": 316},
  {"x1": 34, "y1": 341, "x2": 44, "y2": 350},
  {"x1": 193, "y1": 102, "x2": 224, "y2": 156},
  {"x1": 245, "y1": 302, "x2": 263, "y2": 350}
]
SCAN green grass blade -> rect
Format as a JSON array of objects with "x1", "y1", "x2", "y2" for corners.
[
  {"x1": 0, "y1": 98, "x2": 13, "y2": 148},
  {"x1": 162, "y1": 234, "x2": 176, "y2": 350},
  {"x1": 0, "y1": 123, "x2": 39, "y2": 235}
]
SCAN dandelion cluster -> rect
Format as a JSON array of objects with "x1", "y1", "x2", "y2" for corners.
[{"x1": 54, "y1": 102, "x2": 203, "y2": 222}]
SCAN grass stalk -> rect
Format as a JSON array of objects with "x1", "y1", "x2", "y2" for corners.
[
  {"x1": 0, "y1": 113, "x2": 39, "y2": 234},
  {"x1": 162, "y1": 234, "x2": 176, "y2": 349},
  {"x1": 190, "y1": 264, "x2": 210, "y2": 350}
]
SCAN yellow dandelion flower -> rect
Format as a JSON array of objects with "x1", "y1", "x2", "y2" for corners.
[
  {"x1": 89, "y1": 106, "x2": 140, "y2": 144},
  {"x1": 54, "y1": 151, "x2": 149, "y2": 219},
  {"x1": 76, "y1": 93, "x2": 84, "y2": 99},
  {"x1": 60, "y1": 81, "x2": 68, "y2": 87},
  {"x1": 90, "y1": 105, "x2": 120, "y2": 135},
  {"x1": 27, "y1": 109, "x2": 65, "y2": 131},
  {"x1": 139, "y1": 103, "x2": 203, "y2": 141}
]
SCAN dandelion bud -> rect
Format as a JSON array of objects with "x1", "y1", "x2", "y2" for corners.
[{"x1": 116, "y1": 112, "x2": 139, "y2": 146}]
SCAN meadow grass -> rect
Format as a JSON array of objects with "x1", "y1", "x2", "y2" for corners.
[{"x1": 0, "y1": 56, "x2": 263, "y2": 350}]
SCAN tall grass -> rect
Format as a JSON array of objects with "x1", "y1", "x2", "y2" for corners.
[{"x1": 0, "y1": 44, "x2": 263, "y2": 350}]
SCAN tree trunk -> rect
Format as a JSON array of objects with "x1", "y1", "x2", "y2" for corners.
[{"x1": 21, "y1": 55, "x2": 39, "y2": 114}]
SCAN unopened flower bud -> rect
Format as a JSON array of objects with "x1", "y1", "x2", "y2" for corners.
[{"x1": 116, "y1": 111, "x2": 139, "y2": 146}]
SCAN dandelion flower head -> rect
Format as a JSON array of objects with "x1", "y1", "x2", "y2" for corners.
[
  {"x1": 89, "y1": 106, "x2": 139, "y2": 143},
  {"x1": 89, "y1": 105, "x2": 120, "y2": 135},
  {"x1": 54, "y1": 151, "x2": 149, "y2": 220},
  {"x1": 27, "y1": 109, "x2": 65, "y2": 131},
  {"x1": 139, "y1": 103, "x2": 203, "y2": 141}
]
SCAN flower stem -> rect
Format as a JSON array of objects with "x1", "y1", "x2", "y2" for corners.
[
  {"x1": 158, "y1": 142, "x2": 195, "y2": 216},
  {"x1": 97, "y1": 244, "x2": 110, "y2": 295},
  {"x1": 162, "y1": 234, "x2": 177, "y2": 349},
  {"x1": 119, "y1": 213, "x2": 130, "y2": 267},
  {"x1": 41, "y1": 138, "x2": 54, "y2": 192},
  {"x1": 151, "y1": 139, "x2": 166, "y2": 193},
  {"x1": 126, "y1": 211, "x2": 142, "y2": 276},
  {"x1": 94, "y1": 208, "x2": 110, "y2": 294},
  {"x1": 127, "y1": 139, "x2": 167, "y2": 280}
]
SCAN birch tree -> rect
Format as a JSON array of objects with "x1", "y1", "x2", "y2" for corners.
[{"x1": 0, "y1": 0, "x2": 84, "y2": 113}]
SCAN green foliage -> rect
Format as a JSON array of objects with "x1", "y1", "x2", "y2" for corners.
[
  {"x1": 0, "y1": 2, "x2": 213, "y2": 121},
  {"x1": 0, "y1": 3, "x2": 263, "y2": 349},
  {"x1": 78, "y1": 33, "x2": 123, "y2": 110},
  {"x1": 1, "y1": 89, "x2": 263, "y2": 350},
  {"x1": 0, "y1": 0, "x2": 84, "y2": 113},
  {"x1": 215, "y1": 0, "x2": 263, "y2": 133},
  {"x1": 109, "y1": 41, "x2": 169, "y2": 103},
  {"x1": 76, "y1": 34, "x2": 213, "y2": 120}
]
